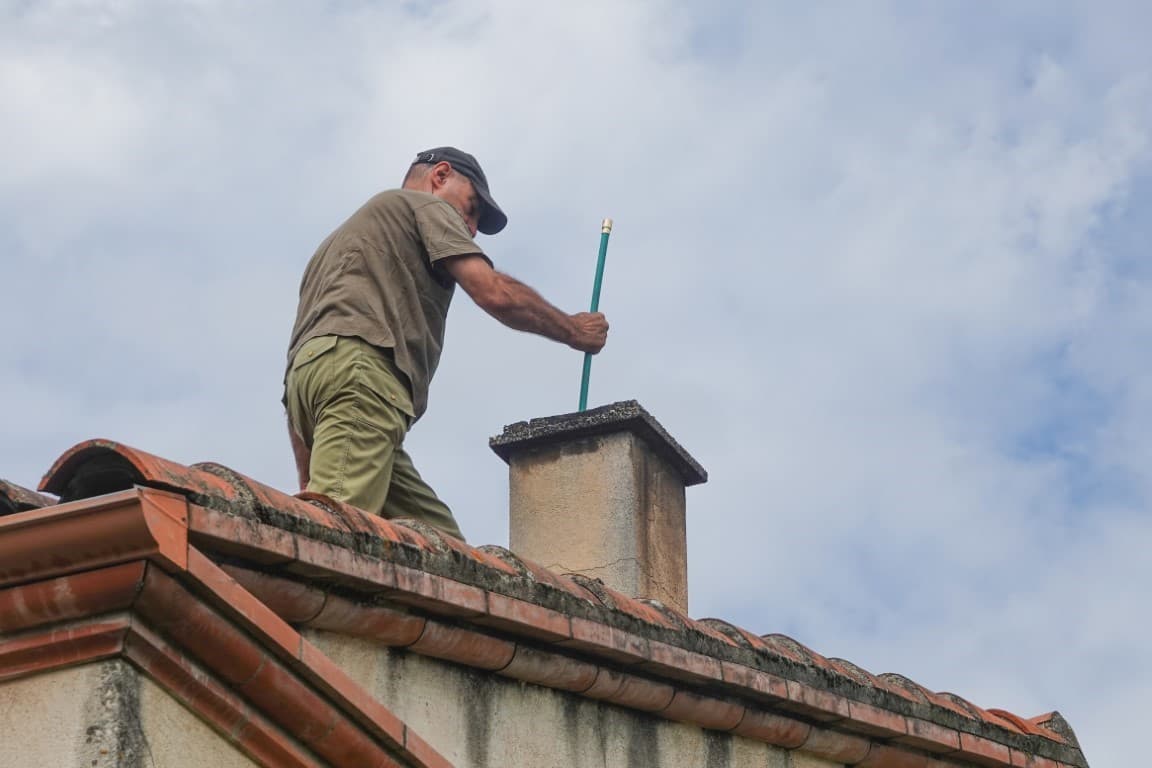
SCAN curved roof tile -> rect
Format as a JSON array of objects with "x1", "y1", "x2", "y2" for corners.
[{"x1": 0, "y1": 479, "x2": 55, "y2": 516}]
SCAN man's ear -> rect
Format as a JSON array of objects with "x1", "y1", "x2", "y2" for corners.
[{"x1": 429, "y1": 161, "x2": 453, "y2": 189}]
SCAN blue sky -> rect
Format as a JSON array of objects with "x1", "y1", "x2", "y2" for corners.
[{"x1": 3, "y1": 2, "x2": 1150, "y2": 764}]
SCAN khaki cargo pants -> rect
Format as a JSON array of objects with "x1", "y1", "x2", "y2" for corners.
[{"x1": 285, "y1": 335, "x2": 464, "y2": 540}]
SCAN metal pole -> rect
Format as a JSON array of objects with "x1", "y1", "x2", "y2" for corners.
[{"x1": 578, "y1": 218, "x2": 613, "y2": 411}]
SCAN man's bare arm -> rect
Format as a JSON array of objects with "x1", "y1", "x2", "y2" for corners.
[{"x1": 444, "y1": 255, "x2": 608, "y2": 353}]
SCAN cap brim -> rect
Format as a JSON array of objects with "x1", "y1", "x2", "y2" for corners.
[{"x1": 474, "y1": 185, "x2": 507, "y2": 235}]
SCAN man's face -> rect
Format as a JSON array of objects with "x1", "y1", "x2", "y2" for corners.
[{"x1": 435, "y1": 170, "x2": 482, "y2": 237}]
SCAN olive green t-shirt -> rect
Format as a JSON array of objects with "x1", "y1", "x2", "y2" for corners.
[{"x1": 285, "y1": 189, "x2": 486, "y2": 420}]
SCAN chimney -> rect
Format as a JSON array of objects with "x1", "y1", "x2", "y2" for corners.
[{"x1": 490, "y1": 400, "x2": 707, "y2": 614}]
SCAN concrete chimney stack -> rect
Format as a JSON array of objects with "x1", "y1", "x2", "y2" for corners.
[{"x1": 490, "y1": 401, "x2": 707, "y2": 614}]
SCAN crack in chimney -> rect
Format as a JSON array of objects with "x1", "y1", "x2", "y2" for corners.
[{"x1": 543, "y1": 557, "x2": 679, "y2": 606}]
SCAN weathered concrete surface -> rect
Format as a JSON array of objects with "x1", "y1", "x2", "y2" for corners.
[
  {"x1": 0, "y1": 661, "x2": 259, "y2": 768},
  {"x1": 492, "y1": 402, "x2": 705, "y2": 615},
  {"x1": 0, "y1": 661, "x2": 147, "y2": 767},
  {"x1": 505, "y1": 432, "x2": 691, "y2": 612},
  {"x1": 310, "y1": 629, "x2": 794, "y2": 768},
  {"x1": 1, "y1": 664, "x2": 103, "y2": 767}
]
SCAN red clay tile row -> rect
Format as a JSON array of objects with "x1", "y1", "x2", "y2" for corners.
[
  {"x1": 42, "y1": 440, "x2": 240, "y2": 504},
  {"x1": 0, "y1": 616, "x2": 129, "y2": 682},
  {"x1": 30, "y1": 440, "x2": 1084, "y2": 768},
  {"x1": 0, "y1": 488, "x2": 188, "y2": 587},
  {"x1": 0, "y1": 562, "x2": 145, "y2": 634},
  {"x1": 987, "y1": 710, "x2": 1053, "y2": 738}
]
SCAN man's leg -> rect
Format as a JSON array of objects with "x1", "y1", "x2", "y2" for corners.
[
  {"x1": 384, "y1": 447, "x2": 465, "y2": 541},
  {"x1": 288, "y1": 336, "x2": 406, "y2": 516},
  {"x1": 287, "y1": 336, "x2": 463, "y2": 539}
]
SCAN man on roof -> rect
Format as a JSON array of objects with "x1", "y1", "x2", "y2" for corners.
[{"x1": 284, "y1": 147, "x2": 608, "y2": 540}]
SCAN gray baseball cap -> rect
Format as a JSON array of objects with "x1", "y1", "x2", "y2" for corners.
[{"x1": 411, "y1": 147, "x2": 507, "y2": 235}]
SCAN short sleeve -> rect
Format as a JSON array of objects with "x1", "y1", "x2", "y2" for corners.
[{"x1": 413, "y1": 198, "x2": 489, "y2": 267}]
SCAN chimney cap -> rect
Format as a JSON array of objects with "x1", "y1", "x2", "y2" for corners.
[{"x1": 490, "y1": 400, "x2": 707, "y2": 486}]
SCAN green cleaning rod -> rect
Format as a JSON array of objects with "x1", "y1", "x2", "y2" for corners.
[{"x1": 578, "y1": 218, "x2": 613, "y2": 411}]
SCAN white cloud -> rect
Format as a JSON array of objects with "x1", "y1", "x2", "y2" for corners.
[{"x1": 3, "y1": 1, "x2": 1150, "y2": 763}]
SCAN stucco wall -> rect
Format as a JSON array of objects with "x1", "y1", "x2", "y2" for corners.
[
  {"x1": 0, "y1": 661, "x2": 258, "y2": 768},
  {"x1": 137, "y1": 675, "x2": 259, "y2": 768},
  {"x1": 0, "y1": 664, "x2": 113, "y2": 768},
  {"x1": 309, "y1": 629, "x2": 841, "y2": 768}
]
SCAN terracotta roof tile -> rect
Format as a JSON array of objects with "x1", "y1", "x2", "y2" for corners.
[
  {"x1": 800, "y1": 724, "x2": 873, "y2": 763},
  {"x1": 22, "y1": 439, "x2": 1089, "y2": 768},
  {"x1": 899, "y1": 717, "x2": 964, "y2": 753},
  {"x1": 760, "y1": 633, "x2": 827, "y2": 666},
  {"x1": 731, "y1": 708, "x2": 811, "y2": 748},
  {"x1": 569, "y1": 574, "x2": 681, "y2": 629},
  {"x1": 782, "y1": 678, "x2": 852, "y2": 721},
  {"x1": 719, "y1": 659, "x2": 790, "y2": 702},
  {"x1": 0, "y1": 479, "x2": 55, "y2": 516},
  {"x1": 683, "y1": 617, "x2": 742, "y2": 649},
  {"x1": 699, "y1": 618, "x2": 776, "y2": 655},
  {"x1": 645, "y1": 637, "x2": 725, "y2": 684},
  {"x1": 843, "y1": 699, "x2": 909, "y2": 738},
  {"x1": 826, "y1": 657, "x2": 886, "y2": 688},
  {"x1": 1008, "y1": 749, "x2": 1063, "y2": 768},
  {"x1": 219, "y1": 564, "x2": 327, "y2": 624},
  {"x1": 499, "y1": 644, "x2": 599, "y2": 692},
  {"x1": 879, "y1": 673, "x2": 936, "y2": 704},
  {"x1": 634, "y1": 597, "x2": 693, "y2": 630},
  {"x1": 475, "y1": 544, "x2": 601, "y2": 602},
  {"x1": 583, "y1": 667, "x2": 676, "y2": 711},
  {"x1": 0, "y1": 616, "x2": 130, "y2": 680},
  {"x1": 936, "y1": 691, "x2": 988, "y2": 720},
  {"x1": 41, "y1": 440, "x2": 237, "y2": 503},
  {"x1": 661, "y1": 689, "x2": 745, "y2": 730},
  {"x1": 564, "y1": 616, "x2": 650, "y2": 665},
  {"x1": 1027, "y1": 713, "x2": 1080, "y2": 748},
  {"x1": 310, "y1": 594, "x2": 427, "y2": 646},
  {"x1": 960, "y1": 731, "x2": 1015, "y2": 765},
  {"x1": 0, "y1": 562, "x2": 145, "y2": 634},
  {"x1": 476, "y1": 591, "x2": 572, "y2": 642}
]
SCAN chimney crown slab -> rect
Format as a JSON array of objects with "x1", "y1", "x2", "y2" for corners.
[{"x1": 490, "y1": 400, "x2": 707, "y2": 486}]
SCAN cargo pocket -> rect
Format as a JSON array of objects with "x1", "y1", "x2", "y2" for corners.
[
  {"x1": 286, "y1": 335, "x2": 342, "y2": 442},
  {"x1": 292, "y1": 335, "x2": 339, "y2": 373}
]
